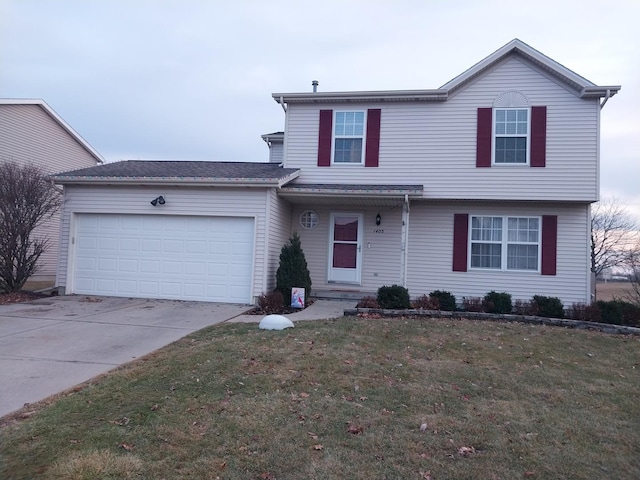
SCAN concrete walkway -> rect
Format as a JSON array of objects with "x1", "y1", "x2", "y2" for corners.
[
  {"x1": 228, "y1": 299, "x2": 354, "y2": 323},
  {"x1": 0, "y1": 296, "x2": 352, "y2": 418}
]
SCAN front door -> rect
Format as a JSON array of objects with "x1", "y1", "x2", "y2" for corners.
[{"x1": 328, "y1": 213, "x2": 363, "y2": 284}]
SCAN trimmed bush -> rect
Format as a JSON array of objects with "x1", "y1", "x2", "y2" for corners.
[
  {"x1": 429, "y1": 290, "x2": 457, "y2": 311},
  {"x1": 595, "y1": 300, "x2": 640, "y2": 327},
  {"x1": 377, "y1": 285, "x2": 411, "y2": 309},
  {"x1": 412, "y1": 294, "x2": 439, "y2": 310},
  {"x1": 462, "y1": 297, "x2": 484, "y2": 312},
  {"x1": 483, "y1": 291, "x2": 512, "y2": 314},
  {"x1": 275, "y1": 233, "x2": 312, "y2": 301},
  {"x1": 531, "y1": 295, "x2": 564, "y2": 318},
  {"x1": 257, "y1": 291, "x2": 284, "y2": 314},
  {"x1": 356, "y1": 296, "x2": 379, "y2": 308}
]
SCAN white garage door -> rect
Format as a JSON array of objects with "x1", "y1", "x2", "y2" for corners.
[{"x1": 73, "y1": 214, "x2": 254, "y2": 303}]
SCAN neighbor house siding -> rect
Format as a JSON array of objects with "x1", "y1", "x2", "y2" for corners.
[
  {"x1": 57, "y1": 185, "x2": 271, "y2": 301},
  {"x1": 291, "y1": 205, "x2": 404, "y2": 291},
  {"x1": 282, "y1": 56, "x2": 598, "y2": 202},
  {"x1": 265, "y1": 189, "x2": 292, "y2": 292},
  {"x1": 406, "y1": 201, "x2": 590, "y2": 305},
  {"x1": 0, "y1": 103, "x2": 100, "y2": 280}
]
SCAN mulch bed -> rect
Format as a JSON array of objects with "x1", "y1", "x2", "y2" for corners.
[
  {"x1": 0, "y1": 291, "x2": 48, "y2": 305},
  {"x1": 248, "y1": 298, "x2": 316, "y2": 315}
]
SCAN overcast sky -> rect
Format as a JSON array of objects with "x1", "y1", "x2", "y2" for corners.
[{"x1": 1, "y1": 0, "x2": 638, "y2": 220}]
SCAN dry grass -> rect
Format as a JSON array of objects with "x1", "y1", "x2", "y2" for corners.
[
  {"x1": 1, "y1": 317, "x2": 639, "y2": 479},
  {"x1": 596, "y1": 281, "x2": 635, "y2": 302}
]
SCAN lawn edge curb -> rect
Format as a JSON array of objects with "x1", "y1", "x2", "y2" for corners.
[{"x1": 343, "y1": 308, "x2": 640, "y2": 336}]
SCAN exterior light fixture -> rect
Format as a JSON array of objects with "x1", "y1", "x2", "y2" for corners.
[
  {"x1": 375, "y1": 213, "x2": 381, "y2": 226},
  {"x1": 150, "y1": 196, "x2": 165, "y2": 206}
]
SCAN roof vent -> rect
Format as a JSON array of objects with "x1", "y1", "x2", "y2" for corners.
[{"x1": 312, "y1": 80, "x2": 319, "y2": 93}]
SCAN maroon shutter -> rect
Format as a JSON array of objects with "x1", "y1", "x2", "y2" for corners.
[
  {"x1": 541, "y1": 215, "x2": 557, "y2": 275},
  {"x1": 530, "y1": 106, "x2": 547, "y2": 167},
  {"x1": 453, "y1": 214, "x2": 469, "y2": 272},
  {"x1": 476, "y1": 108, "x2": 492, "y2": 167},
  {"x1": 365, "y1": 108, "x2": 381, "y2": 167},
  {"x1": 317, "y1": 110, "x2": 333, "y2": 167}
]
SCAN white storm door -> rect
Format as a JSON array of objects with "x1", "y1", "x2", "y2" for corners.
[{"x1": 328, "y1": 213, "x2": 363, "y2": 284}]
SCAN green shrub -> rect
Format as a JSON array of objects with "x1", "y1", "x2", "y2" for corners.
[
  {"x1": 483, "y1": 291, "x2": 512, "y2": 314},
  {"x1": 531, "y1": 295, "x2": 564, "y2": 318},
  {"x1": 412, "y1": 294, "x2": 439, "y2": 310},
  {"x1": 356, "y1": 296, "x2": 379, "y2": 308},
  {"x1": 377, "y1": 285, "x2": 411, "y2": 309},
  {"x1": 596, "y1": 300, "x2": 640, "y2": 327},
  {"x1": 429, "y1": 290, "x2": 457, "y2": 311},
  {"x1": 275, "y1": 233, "x2": 312, "y2": 300}
]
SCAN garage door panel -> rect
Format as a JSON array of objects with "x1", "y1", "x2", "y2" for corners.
[
  {"x1": 160, "y1": 261, "x2": 180, "y2": 274},
  {"x1": 118, "y1": 259, "x2": 138, "y2": 272},
  {"x1": 141, "y1": 260, "x2": 161, "y2": 274},
  {"x1": 73, "y1": 214, "x2": 254, "y2": 303}
]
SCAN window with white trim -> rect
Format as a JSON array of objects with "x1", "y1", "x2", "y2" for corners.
[
  {"x1": 494, "y1": 108, "x2": 529, "y2": 164},
  {"x1": 470, "y1": 216, "x2": 540, "y2": 271},
  {"x1": 333, "y1": 111, "x2": 365, "y2": 164}
]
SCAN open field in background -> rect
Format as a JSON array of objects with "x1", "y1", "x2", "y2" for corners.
[
  {"x1": 596, "y1": 281, "x2": 636, "y2": 302},
  {"x1": 1, "y1": 317, "x2": 638, "y2": 479}
]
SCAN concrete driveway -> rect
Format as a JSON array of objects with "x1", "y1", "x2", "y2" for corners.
[{"x1": 0, "y1": 295, "x2": 251, "y2": 418}]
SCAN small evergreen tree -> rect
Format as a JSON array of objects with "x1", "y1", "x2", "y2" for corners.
[{"x1": 276, "y1": 233, "x2": 312, "y2": 301}]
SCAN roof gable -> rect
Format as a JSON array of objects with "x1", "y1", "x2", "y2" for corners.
[
  {"x1": 440, "y1": 39, "x2": 619, "y2": 99},
  {"x1": 0, "y1": 98, "x2": 104, "y2": 164},
  {"x1": 273, "y1": 39, "x2": 620, "y2": 105}
]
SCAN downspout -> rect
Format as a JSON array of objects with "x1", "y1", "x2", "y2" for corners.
[
  {"x1": 401, "y1": 194, "x2": 410, "y2": 287},
  {"x1": 279, "y1": 96, "x2": 287, "y2": 113}
]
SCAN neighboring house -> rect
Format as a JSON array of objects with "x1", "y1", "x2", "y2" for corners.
[
  {"x1": 52, "y1": 39, "x2": 619, "y2": 306},
  {"x1": 0, "y1": 99, "x2": 103, "y2": 282}
]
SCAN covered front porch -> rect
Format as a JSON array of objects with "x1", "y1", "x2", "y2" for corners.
[{"x1": 277, "y1": 184, "x2": 422, "y2": 299}]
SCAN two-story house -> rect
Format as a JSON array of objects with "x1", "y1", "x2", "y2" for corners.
[
  {"x1": 52, "y1": 39, "x2": 619, "y2": 306},
  {"x1": 0, "y1": 99, "x2": 103, "y2": 282}
]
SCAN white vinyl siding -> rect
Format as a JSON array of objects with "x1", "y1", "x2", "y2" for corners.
[
  {"x1": 264, "y1": 189, "x2": 292, "y2": 292},
  {"x1": 282, "y1": 56, "x2": 599, "y2": 202},
  {"x1": 406, "y1": 201, "x2": 590, "y2": 305},
  {"x1": 0, "y1": 104, "x2": 101, "y2": 280},
  {"x1": 57, "y1": 185, "x2": 273, "y2": 302}
]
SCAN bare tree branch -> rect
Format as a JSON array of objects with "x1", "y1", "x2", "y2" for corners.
[
  {"x1": 590, "y1": 197, "x2": 639, "y2": 277},
  {"x1": 0, "y1": 162, "x2": 61, "y2": 292},
  {"x1": 624, "y1": 240, "x2": 640, "y2": 306}
]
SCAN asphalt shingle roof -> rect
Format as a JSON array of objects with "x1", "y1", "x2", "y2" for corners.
[{"x1": 53, "y1": 160, "x2": 300, "y2": 184}]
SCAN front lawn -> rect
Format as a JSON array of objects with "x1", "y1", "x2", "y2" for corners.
[{"x1": 1, "y1": 317, "x2": 639, "y2": 479}]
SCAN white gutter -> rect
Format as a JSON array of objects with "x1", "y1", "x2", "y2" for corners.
[{"x1": 52, "y1": 173, "x2": 300, "y2": 188}]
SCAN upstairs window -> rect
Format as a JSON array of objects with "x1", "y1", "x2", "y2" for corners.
[
  {"x1": 318, "y1": 109, "x2": 381, "y2": 167},
  {"x1": 494, "y1": 108, "x2": 529, "y2": 164},
  {"x1": 333, "y1": 111, "x2": 365, "y2": 164}
]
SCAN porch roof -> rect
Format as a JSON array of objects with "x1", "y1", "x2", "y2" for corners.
[{"x1": 278, "y1": 183, "x2": 423, "y2": 206}]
